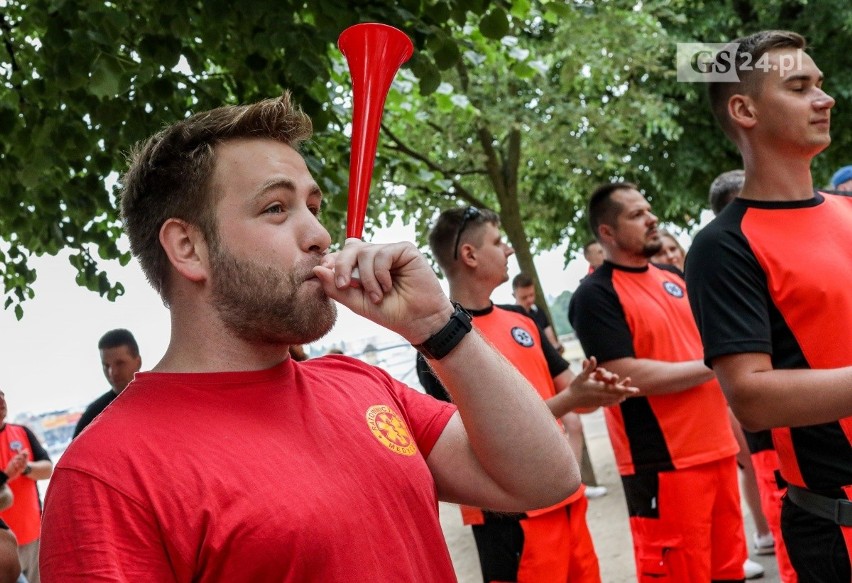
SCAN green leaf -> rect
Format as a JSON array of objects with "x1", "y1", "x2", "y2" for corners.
[
  {"x1": 479, "y1": 7, "x2": 509, "y2": 40},
  {"x1": 417, "y1": 63, "x2": 442, "y2": 95},
  {"x1": 433, "y1": 38, "x2": 461, "y2": 70},
  {"x1": 510, "y1": 0, "x2": 531, "y2": 19},
  {"x1": 510, "y1": 61, "x2": 537, "y2": 79},
  {"x1": 545, "y1": 3, "x2": 573, "y2": 19},
  {"x1": 434, "y1": 92, "x2": 453, "y2": 112},
  {"x1": 88, "y1": 56, "x2": 123, "y2": 99}
]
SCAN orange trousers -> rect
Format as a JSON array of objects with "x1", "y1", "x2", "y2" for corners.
[
  {"x1": 625, "y1": 456, "x2": 747, "y2": 582},
  {"x1": 473, "y1": 495, "x2": 600, "y2": 583}
]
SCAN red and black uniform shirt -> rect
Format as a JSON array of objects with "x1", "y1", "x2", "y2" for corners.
[
  {"x1": 416, "y1": 303, "x2": 575, "y2": 524},
  {"x1": 687, "y1": 191, "x2": 852, "y2": 495},
  {"x1": 417, "y1": 304, "x2": 568, "y2": 404},
  {"x1": 569, "y1": 262, "x2": 737, "y2": 476}
]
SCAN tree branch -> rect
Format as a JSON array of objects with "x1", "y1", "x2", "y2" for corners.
[
  {"x1": 506, "y1": 125, "x2": 521, "y2": 197},
  {"x1": 476, "y1": 123, "x2": 507, "y2": 201},
  {"x1": 454, "y1": 168, "x2": 488, "y2": 177},
  {"x1": 406, "y1": 184, "x2": 487, "y2": 210},
  {"x1": 455, "y1": 59, "x2": 470, "y2": 93},
  {"x1": 381, "y1": 122, "x2": 487, "y2": 206}
]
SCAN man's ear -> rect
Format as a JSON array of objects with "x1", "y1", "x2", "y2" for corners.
[
  {"x1": 159, "y1": 219, "x2": 209, "y2": 284},
  {"x1": 457, "y1": 241, "x2": 478, "y2": 268},
  {"x1": 728, "y1": 94, "x2": 758, "y2": 130},
  {"x1": 597, "y1": 224, "x2": 615, "y2": 245}
]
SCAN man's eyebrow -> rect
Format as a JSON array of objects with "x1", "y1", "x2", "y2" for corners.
[
  {"x1": 783, "y1": 73, "x2": 823, "y2": 84},
  {"x1": 252, "y1": 179, "x2": 324, "y2": 202},
  {"x1": 308, "y1": 184, "x2": 323, "y2": 200},
  {"x1": 253, "y1": 178, "x2": 296, "y2": 201}
]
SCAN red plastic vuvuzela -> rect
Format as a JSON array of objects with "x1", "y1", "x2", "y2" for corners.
[{"x1": 338, "y1": 23, "x2": 414, "y2": 239}]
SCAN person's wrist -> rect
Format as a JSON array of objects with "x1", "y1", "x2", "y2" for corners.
[
  {"x1": 413, "y1": 302, "x2": 473, "y2": 360},
  {"x1": 22, "y1": 464, "x2": 31, "y2": 476},
  {"x1": 407, "y1": 303, "x2": 456, "y2": 346}
]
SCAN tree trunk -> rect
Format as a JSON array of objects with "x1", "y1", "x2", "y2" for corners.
[{"x1": 479, "y1": 118, "x2": 600, "y2": 488}]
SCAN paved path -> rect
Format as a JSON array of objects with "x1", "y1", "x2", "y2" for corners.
[{"x1": 439, "y1": 409, "x2": 781, "y2": 582}]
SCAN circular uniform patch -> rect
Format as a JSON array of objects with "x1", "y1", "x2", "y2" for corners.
[
  {"x1": 366, "y1": 405, "x2": 417, "y2": 456},
  {"x1": 663, "y1": 280, "x2": 684, "y2": 298},
  {"x1": 511, "y1": 326, "x2": 535, "y2": 347}
]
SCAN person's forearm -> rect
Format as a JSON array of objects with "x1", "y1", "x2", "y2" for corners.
[
  {"x1": 429, "y1": 329, "x2": 578, "y2": 506},
  {"x1": 26, "y1": 460, "x2": 53, "y2": 481},
  {"x1": 544, "y1": 327, "x2": 563, "y2": 351},
  {"x1": 602, "y1": 358, "x2": 713, "y2": 395},
  {"x1": 547, "y1": 371, "x2": 583, "y2": 417},
  {"x1": 0, "y1": 530, "x2": 20, "y2": 583},
  {"x1": 719, "y1": 365, "x2": 852, "y2": 430}
]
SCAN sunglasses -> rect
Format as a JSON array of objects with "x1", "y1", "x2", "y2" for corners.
[{"x1": 453, "y1": 206, "x2": 481, "y2": 260}]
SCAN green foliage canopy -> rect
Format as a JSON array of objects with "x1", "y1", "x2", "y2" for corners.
[
  {"x1": 0, "y1": 0, "x2": 496, "y2": 317},
  {"x1": 3, "y1": 0, "x2": 852, "y2": 320}
]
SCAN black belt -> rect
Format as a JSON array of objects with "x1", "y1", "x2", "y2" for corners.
[{"x1": 787, "y1": 484, "x2": 852, "y2": 527}]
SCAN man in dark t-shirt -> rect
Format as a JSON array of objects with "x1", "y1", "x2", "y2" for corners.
[
  {"x1": 510, "y1": 273, "x2": 564, "y2": 354},
  {"x1": 73, "y1": 329, "x2": 142, "y2": 438},
  {"x1": 687, "y1": 30, "x2": 851, "y2": 581}
]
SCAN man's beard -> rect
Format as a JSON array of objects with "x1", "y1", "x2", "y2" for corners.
[
  {"x1": 209, "y1": 243, "x2": 337, "y2": 346},
  {"x1": 642, "y1": 238, "x2": 663, "y2": 258}
]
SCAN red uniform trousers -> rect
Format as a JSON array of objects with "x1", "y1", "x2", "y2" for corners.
[
  {"x1": 517, "y1": 495, "x2": 599, "y2": 583},
  {"x1": 626, "y1": 456, "x2": 747, "y2": 582},
  {"x1": 751, "y1": 449, "x2": 797, "y2": 583},
  {"x1": 473, "y1": 495, "x2": 600, "y2": 583}
]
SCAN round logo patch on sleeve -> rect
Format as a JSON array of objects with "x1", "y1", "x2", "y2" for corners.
[
  {"x1": 366, "y1": 405, "x2": 417, "y2": 456},
  {"x1": 511, "y1": 326, "x2": 535, "y2": 347},
  {"x1": 663, "y1": 281, "x2": 685, "y2": 298}
]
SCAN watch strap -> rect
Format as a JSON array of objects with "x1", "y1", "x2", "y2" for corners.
[{"x1": 413, "y1": 302, "x2": 473, "y2": 360}]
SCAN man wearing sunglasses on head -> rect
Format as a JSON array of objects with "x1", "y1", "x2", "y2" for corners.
[{"x1": 417, "y1": 206, "x2": 637, "y2": 583}]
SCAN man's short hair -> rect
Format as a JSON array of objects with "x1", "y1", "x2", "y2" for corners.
[
  {"x1": 120, "y1": 92, "x2": 313, "y2": 303},
  {"x1": 708, "y1": 30, "x2": 807, "y2": 141},
  {"x1": 429, "y1": 206, "x2": 501, "y2": 273},
  {"x1": 709, "y1": 169, "x2": 745, "y2": 215},
  {"x1": 587, "y1": 182, "x2": 638, "y2": 239},
  {"x1": 98, "y1": 329, "x2": 139, "y2": 357},
  {"x1": 512, "y1": 273, "x2": 534, "y2": 290}
]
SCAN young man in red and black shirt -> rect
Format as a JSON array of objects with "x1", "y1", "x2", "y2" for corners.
[
  {"x1": 419, "y1": 206, "x2": 636, "y2": 583},
  {"x1": 687, "y1": 30, "x2": 852, "y2": 582},
  {"x1": 569, "y1": 183, "x2": 747, "y2": 582},
  {"x1": 708, "y1": 169, "x2": 797, "y2": 583}
]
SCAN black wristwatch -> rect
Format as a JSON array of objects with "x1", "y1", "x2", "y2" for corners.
[{"x1": 413, "y1": 302, "x2": 473, "y2": 360}]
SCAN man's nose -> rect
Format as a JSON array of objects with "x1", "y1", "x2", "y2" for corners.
[{"x1": 814, "y1": 88, "x2": 835, "y2": 110}]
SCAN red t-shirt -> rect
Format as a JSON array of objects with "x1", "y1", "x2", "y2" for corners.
[{"x1": 40, "y1": 356, "x2": 457, "y2": 582}]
